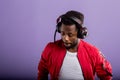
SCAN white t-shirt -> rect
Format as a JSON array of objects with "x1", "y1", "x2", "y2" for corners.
[{"x1": 58, "y1": 51, "x2": 84, "y2": 80}]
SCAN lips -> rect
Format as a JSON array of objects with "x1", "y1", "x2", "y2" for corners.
[{"x1": 64, "y1": 42, "x2": 71, "y2": 46}]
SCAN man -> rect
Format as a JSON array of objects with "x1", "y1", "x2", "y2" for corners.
[{"x1": 38, "y1": 10, "x2": 112, "y2": 80}]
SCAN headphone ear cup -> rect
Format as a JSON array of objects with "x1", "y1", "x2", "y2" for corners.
[
  {"x1": 77, "y1": 26, "x2": 88, "y2": 39},
  {"x1": 56, "y1": 22, "x2": 62, "y2": 33},
  {"x1": 56, "y1": 15, "x2": 63, "y2": 33}
]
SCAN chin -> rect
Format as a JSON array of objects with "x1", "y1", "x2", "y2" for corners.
[{"x1": 65, "y1": 45, "x2": 72, "y2": 50}]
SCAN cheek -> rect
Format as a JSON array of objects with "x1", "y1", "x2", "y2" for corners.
[
  {"x1": 69, "y1": 37, "x2": 77, "y2": 43},
  {"x1": 72, "y1": 37, "x2": 78, "y2": 42}
]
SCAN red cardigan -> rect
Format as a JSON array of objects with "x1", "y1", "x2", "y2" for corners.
[{"x1": 38, "y1": 39, "x2": 112, "y2": 80}]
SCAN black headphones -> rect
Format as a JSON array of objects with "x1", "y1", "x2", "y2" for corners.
[{"x1": 54, "y1": 15, "x2": 88, "y2": 42}]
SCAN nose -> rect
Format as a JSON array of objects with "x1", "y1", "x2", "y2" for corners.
[{"x1": 64, "y1": 35, "x2": 69, "y2": 41}]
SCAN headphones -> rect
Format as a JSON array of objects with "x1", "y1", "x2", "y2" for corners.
[{"x1": 54, "y1": 15, "x2": 88, "y2": 42}]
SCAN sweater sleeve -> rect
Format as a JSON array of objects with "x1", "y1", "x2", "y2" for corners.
[
  {"x1": 94, "y1": 48, "x2": 112, "y2": 80},
  {"x1": 38, "y1": 43, "x2": 52, "y2": 80}
]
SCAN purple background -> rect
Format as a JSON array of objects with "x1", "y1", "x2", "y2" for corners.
[{"x1": 0, "y1": 0, "x2": 120, "y2": 79}]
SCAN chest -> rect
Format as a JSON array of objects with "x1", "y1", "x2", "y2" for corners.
[{"x1": 48, "y1": 47, "x2": 94, "y2": 79}]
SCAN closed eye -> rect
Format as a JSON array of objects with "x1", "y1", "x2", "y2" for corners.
[{"x1": 68, "y1": 33, "x2": 73, "y2": 37}]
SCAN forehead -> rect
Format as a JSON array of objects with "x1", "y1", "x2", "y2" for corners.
[{"x1": 60, "y1": 24, "x2": 77, "y2": 33}]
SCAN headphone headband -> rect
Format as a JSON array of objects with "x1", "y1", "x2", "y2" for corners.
[
  {"x1": 57, "y1": 15, "x2": 83, "y2": 26},
  {"x1": 69, "y1": 17, "x2": 83, "y2": 25}
]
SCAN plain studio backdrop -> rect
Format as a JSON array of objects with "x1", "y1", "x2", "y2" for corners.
[{"x1": 0, "y1": 0, "x2": 120, "y2": 80}]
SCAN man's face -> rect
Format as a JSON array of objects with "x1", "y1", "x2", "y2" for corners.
[{"x1": 60, "y1": 23, "x2": 78, "y2": 49}]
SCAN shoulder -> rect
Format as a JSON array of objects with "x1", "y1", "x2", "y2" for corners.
[
  {"x1": 44, "y1": 39, "x2": 64, "y2": 50},
  {"x1": 80, "y1": 40, "x2": 101, "y2": 57},
  {"x1": 41, "y1": 39, "x2": 64, "y2": 59}
]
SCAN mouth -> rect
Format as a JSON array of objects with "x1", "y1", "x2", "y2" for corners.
[{"x1": 64, "y1": 42, "x2": 71, "y2": 46}]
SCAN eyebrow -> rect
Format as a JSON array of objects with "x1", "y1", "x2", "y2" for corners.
[{"x1": 61, "y1": 31, "x2": 76, "y2": 35}]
